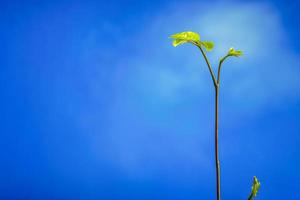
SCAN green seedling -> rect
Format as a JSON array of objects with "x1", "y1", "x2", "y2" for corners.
[{"x1": 169, "y1": 31, "x2": 260, "y2": 200}]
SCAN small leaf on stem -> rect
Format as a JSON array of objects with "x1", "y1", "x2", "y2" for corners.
[
  {"x1": 247, "y1": 176, "x2": 261, "y2": 200},
  {"x1": 169, "y1": 31, "x2": 200, "y2": 47},
  {"x1": 169, "y1": 31, "x2": 214, "y2": 51},
  {"x1": 200, "y1": 41, "x2": 214, "y2": 51},
  {"x1": 228, "y1": 47, "x2": 243, "y2": 57}
]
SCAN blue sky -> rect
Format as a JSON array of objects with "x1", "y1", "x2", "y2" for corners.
[{"x1": 1, "y1": 0, "x2": 300, "y2": 199}]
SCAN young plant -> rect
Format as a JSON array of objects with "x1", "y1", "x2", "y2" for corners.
[{"x1": 169, "y1": 31, "x2": 260, "y2": 200}]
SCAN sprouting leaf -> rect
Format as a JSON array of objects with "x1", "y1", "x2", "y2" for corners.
[
  {"x1": 172, "y1": 39, "x2": 187, "y2": 47},
  {"x1": 169, "y1": 31, "x2": 200, "y2": 47},
  {"x1": 228, "y1": 47, "x2": 243, "y2": 57},
  {"x1": 169, "y1": 31, "x2": 214, "y2": 52},
  {"x1": 170, "y1": 31, "x2": 200, "y2": 44},
  {"x1": 200, "y1": 41, "x2": 214, "y2": 51},
  {"x1": 247, "y1": 176, "x2": 261, "y2": 200},
  {"x1": 219, "y1": 47, "x2": 243, "y2": 63}
]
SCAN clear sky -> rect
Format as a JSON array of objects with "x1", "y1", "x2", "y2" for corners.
[{"x1": 1, "y1": 0, "x2": 300, "y2": 199}]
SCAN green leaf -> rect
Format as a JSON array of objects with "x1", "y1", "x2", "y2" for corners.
[
  {"x1": 170, "y1": 31, "x2": 200, "y2": 42},
  {"x1": 172, "y1": 39, "x2": 188, "y2": 47},
  {"x1": 200, "y1": 41, "x2": 214, "y2": 51},
  {"x1": 247, "y1": 176, "x2": 261, "y2": 200},
  {"x1": 219, "y1": 47, "x2": 243, "y2": 64},
  {"x1": 169, "y1": 31, "x2": 214, "y2": 52},
  {"x1": 169, "y1": 31, "x2": 200, "y2": 47},
  {"x1": 228, "y1": 47, "x2": 243, "y2": 57}
]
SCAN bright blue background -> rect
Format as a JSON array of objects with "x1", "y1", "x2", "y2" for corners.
[{"x1": 1, "y1": 0, "x2": 300, "y2": 199}]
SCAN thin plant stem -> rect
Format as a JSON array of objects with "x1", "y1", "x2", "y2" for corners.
[
  {"x1": 196, "y1": 45, "x2": 217, "y2": 87},
  {"x1": 217, "y1": 56, "x2": 228, "y2": 84},
  {"x1": 215, "y1": 85, "x2": 220, "y2": 200},
  {"x1": 248, "y1": 193, "x2": 254, "y2": 200},
  {"x1": 196, "y1": 45, "x2": 221, "y2": 200}
]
